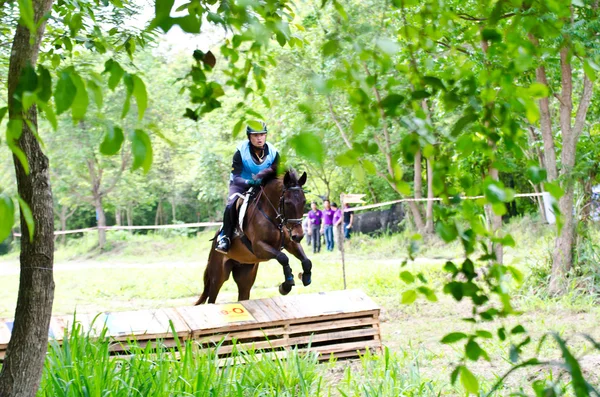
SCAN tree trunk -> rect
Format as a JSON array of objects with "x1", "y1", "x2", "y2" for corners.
[
  {"x1": 0, "y1": 0, "x2": 56, "y2": 394},
  {"x1": 171, "y1": 197, "x2": 176, "y2": 222},
  {"x1": 127, "y1": 205, "x2": 133, "y2": 227},
  {"x1": 414, "y1": 150, "x2": 423, "y2": 199},
  {"x1": 95, "y1": 198, "x2": 106, "y2": 249},
  {"x1": 425, "y1": 158, "x2": 434, "y2": 233},
  {"x1": 115, "y1": 207, "x2": 121, "y2": 226},
  {"x1": 489, "y1": 166, "x2": 503, "y2": 264},
  {"x1": 59, "y1": 206, "x2": 67, "y2": 245},
  {"x1": 155, "y1": 201, "x2": 162, "y2": 225},
  {"x1": 549, "y1": 41, "x2": 594, "y2": 294}
]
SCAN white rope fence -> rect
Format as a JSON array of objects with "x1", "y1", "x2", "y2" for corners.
[{"x1": 10, "y1": 192, "x2": 546, "y2": 237}]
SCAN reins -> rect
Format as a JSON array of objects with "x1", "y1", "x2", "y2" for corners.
[{"x1": 248, "y1": 183, "x2": 303, "y2": 250}]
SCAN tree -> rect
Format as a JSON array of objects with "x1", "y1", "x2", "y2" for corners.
[
  {"x1": 0, "y1": 0, "x2": 56, "y2": 394},
  {"x1": 0, "y1": 0, "x2": 298, "y2": 392}
]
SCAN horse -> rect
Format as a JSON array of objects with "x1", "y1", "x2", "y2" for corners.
[{"x1": 195, "y1": 169, "x2": 312, "y2": 304}]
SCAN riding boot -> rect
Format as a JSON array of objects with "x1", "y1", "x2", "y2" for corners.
[{"x1": 216, "y1": 205, "x2": 234, "y2": 253}]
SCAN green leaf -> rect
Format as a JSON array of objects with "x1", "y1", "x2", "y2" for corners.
[
  {"x1": 131, "y1": 75, "x2": 148, "y2": 120},
  {"x1": 17, "y1": 197, "x2": 34, "y2": 241},
  {"x1": 417, "y1": 286, "x2": 438, "y2": 302},
  {"x1": 441, "y1": 332, "x2": 468, "y2": 344},
  {"x1": 0, "y1": 107, "x2": 7, "y2": 124},
  {"x1": 17, "y1": 0, "x2": 36, "y2": 33},
  {"x1": 332, "y1": 0, "x2": 348, "y2": 20},
  {"x1": 54, "y1": 71, "x2": 77, "y2": 115},
  {"x1": 290, "y1": 132, "x2": 324, "y2": 165},
  {"x1": 401, "y1": 289, "x2": 417, "y2": 304},
  {"x1": 70, "y1": 71, "x2": 89, "y2": 122},
  {"x1": 362, "y1": 159, "x2": 377, "y2": 175},
  {"x1": 353, "y1": 164, "x2": 365, "y2": 183},
  {"x1": 322, "y1": 40, "x2": 339, "y2": 56},
  {"x1": 552, "y1": 333, "x2": 589, "y2": 397},
  {"x1": 104, "y1": 59, "x2": 125, "y2": 90},
  {"x1": 39, "y1": 103, "x2": 57, "y2": 131},
  {"x1": 423, "y1": 76, "x2": 445, "y2": 91},
  {"x1": 481, "y1": 28, "x2": 501, "y2": 42},
  {"x1": 511, "y1": 325, "x2": 526, "y2": 334},
  {"x1": 400, "y1": 271, "x2": 415, "y2": 283},
  {"x1": 526, "y1": 166, "x2": 547, "y2": 184},
  {"x1": 0, "y1": 195, "x2": 15, "y2": 242},
  {"x1": 451, "y1": 113, "x2": 478, "y2": 137},
  {"x1": 130, "y1": 129, "x2": 153, "y2": 173},
  {"x1": 460, "y1": 366, "x2": 479, "y2": 395},
  {"x1": 36, "y1": 66, "x2": 52, "y2": 103},
  {"x1": 436, "y1": 221, "x2": 458, "y2": 242},
  {"x1": 528, "y1": 82, "x2": 549, "y2": 98},
  {"x1": 232, "y1": 118, "x2": 245, "y2": 138},
  {"x1": 465, "y1": 340, "x2": 482, "y2": 361},
  {"x1": 100, "y1": 126, "x2": 124, "y2": 155},
  {"x1": 544, "y1": 181, "x2": 564, "y2": 200},
  {"x1": 87, "y1": 80, "x2": 103, "y2": 108},
  {"x1": 335, "y1": 153, "x2": 359, "y2": 166},
  {"x1": 475, "y1": 330, "x2": 493, "y2": 339},
  {"x1": 376, "y1": 38, "x2": 400, "y2": 55}
]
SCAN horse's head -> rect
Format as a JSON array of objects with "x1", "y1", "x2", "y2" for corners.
[{"x1": 282, "y1": 170, "x2": 307, "y2": 243}]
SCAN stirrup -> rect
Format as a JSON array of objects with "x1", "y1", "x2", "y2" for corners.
[{"x1": 215, "y1": 236, "x2": 230, "y2": 254}]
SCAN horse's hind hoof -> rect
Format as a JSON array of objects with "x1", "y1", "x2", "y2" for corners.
[
  {"x1": 299, "y1": 272, "x2": 312, "y2": 287},
  {"x1": 279, "y1": 282, "x2": 293, "y2": 295}
]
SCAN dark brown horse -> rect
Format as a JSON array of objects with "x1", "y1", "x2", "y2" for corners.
[{"x1": 195, "y1": 170, "x2": 312, "y2": 304}]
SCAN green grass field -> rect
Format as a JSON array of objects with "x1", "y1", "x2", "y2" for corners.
[{"x1": 1, "y1": 217, "x2": 599, "y2": 395}]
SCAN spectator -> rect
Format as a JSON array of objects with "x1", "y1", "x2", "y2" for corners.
[
  {"x1": 322, "y1": 200, "x2": 335, "y2": 251},
  {"x1": 343, "y1": 202, "x2": 354, "y2": 239},
  {"x1": 332, "y1": 202, "x2": 343, "y2": 251},
  {"x1": 302, "y1": 215, "x2": 311, "y2": 247},
  {"x1": 307, "y1": 202, "x2": 322, "y2": 253}
]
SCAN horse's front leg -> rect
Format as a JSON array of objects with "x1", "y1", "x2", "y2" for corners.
[
  {"x1": 284, "y1": 240, "x2": 312, "y2": 287},
  {"x1": 254, "y1": 241, "x2": 295, "y2": 295}
]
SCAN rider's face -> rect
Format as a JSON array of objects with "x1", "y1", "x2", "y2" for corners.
[{"x1": 249, "y1": 133, "x2": 267, "y2": 148}]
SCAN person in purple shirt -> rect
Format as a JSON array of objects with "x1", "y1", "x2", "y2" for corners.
[
  {"x1": 307, "y1": 202, "x2": 323, "y2": 253},
  {"x1": 332, "y1": 202, "x2": 343, "y2": 250},
  {"x1": 322, "y1": 200, "x2": 335, "y2": 251}
]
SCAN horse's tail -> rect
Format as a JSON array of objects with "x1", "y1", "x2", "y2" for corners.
[{"x1": 195, "y1": 232, "x2": 219, "y2": 305}]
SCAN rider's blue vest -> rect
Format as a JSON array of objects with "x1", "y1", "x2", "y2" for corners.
[{"x1": 231, "y1": 141, "x2": 278, "y2": 182}]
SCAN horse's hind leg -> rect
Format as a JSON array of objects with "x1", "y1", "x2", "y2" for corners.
[
  {"x1": 207, "y1": 259, "x2": 234, "y2": 304},
  {"x1": 232, "y1": 263, "x2": 259, "y2": 301}
]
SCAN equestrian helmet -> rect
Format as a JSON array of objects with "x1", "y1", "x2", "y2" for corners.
[{"x1": 246, "y1": 121, "x2": 268, "y2": 135}]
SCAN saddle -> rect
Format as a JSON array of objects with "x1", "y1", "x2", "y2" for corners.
[
  {"x1": 228, "y1": 188, "x2": 257, "y2": 253},
  {"x1": 230, "y1": 187, "x2": 256, "y2": 236}
]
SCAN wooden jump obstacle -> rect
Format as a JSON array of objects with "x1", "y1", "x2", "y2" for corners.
[{"x1": 0, "y1": 289, "x2": 381, "y2": 361}]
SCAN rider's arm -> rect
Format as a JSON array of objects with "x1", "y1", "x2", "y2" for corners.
[{"x1": 230, "y1": 150, "x2": 250, "y2": 187}]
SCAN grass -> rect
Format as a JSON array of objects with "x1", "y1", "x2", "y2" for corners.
[{"x1": 1, "y1": 216, "x2": 600, "y2": 395}]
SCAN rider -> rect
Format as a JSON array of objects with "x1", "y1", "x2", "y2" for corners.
[{"x1": 215, "y1": 121, "x2": 280, "y2": 254}]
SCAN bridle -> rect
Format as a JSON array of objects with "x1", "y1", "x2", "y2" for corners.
[{"x1": 254, "y1": 184, "x2": 304, "y2": 246}]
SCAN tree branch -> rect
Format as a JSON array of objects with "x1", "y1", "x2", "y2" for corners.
[
  {"x1": 327, "y1": 96, "x2": 353, "y2": 149},
  {"x1": 573, "y1": 74, "x2": 594, "y2": 139},
  {"x1": 456, "y1": 12, "x2": 515, "y2": 21},
  {"x1": 363, "y1": 62, "x2": 395, "y2": 179}
]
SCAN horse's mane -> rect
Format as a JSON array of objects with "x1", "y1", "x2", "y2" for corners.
[{"x1": 264, "y1": 168, "x2": 299, "y2": 188}]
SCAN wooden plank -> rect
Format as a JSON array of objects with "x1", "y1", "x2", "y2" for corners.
[
  {"x1": 309, "y1": 339, "x2": 382, "y2": 356},
  {"x1": 213, "y1": 327, "x2": 379, "y2": 355},
  {"x1": 240, "y1": 300, "x2": 270, "y2": 323},
  {"x1": 288, "y1": 316, "x2": 378, "y2": 335},
  {"x1": 162, "y1": 308, "x2": 193, "y2": 339}
]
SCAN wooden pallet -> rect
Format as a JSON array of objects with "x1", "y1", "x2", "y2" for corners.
[{"x1": 0, "y1": 289, "x2": 381, "y2": 361}]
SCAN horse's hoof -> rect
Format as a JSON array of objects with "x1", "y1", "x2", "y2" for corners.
[
  {"x1": 279, "y1": 282, "x2": 293, "y2": 295},
  {"x1": 299, "y1": 272, "x2": 312, "y2": 287}
]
